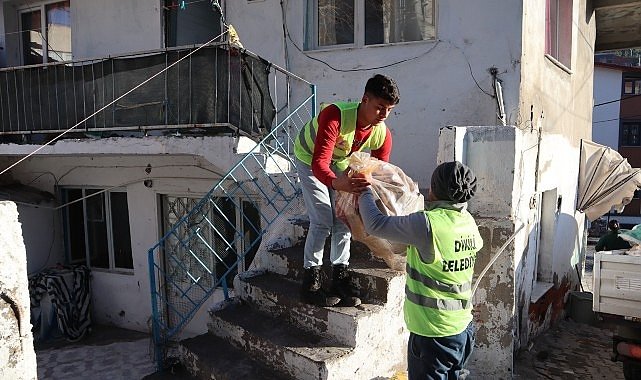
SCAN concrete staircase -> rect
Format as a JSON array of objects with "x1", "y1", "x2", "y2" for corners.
[{"x1": 178, "y1": 243, "x2": 408, "y2": 380}]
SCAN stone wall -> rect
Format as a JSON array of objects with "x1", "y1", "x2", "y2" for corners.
[{"x1": 0, "y1": 201, "x2": 37, "y2": 380}]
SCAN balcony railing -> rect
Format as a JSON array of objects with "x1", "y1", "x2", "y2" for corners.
[{"x1": 0, "y1": 43, "x2": 277, "y2": 140}]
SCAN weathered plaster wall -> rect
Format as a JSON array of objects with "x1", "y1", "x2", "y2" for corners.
[
  {"x1": 1, "y1": 136, "x2": 261, "y2": 336},
  {"x1": 518, "y1": 0, "x2": 595, "y2": 346},
  {"x1": 0, "y1": 201, "x2": 37, "y2": 380},
  {"x1": 438, "y1": 126, "x2": 536, "y2": 379},
  {"x1": 226, "y1": 0, "x2": 524, "y2": 188},
  {"x1": 72, "y1": 0, "x2": 162, "y2": 59},
  {"x1": 19, "y1": 203, "x2": 61, "y2": 275},
  {"x1": 592, "y1": 66, "x2": 622, "y2": 149}
]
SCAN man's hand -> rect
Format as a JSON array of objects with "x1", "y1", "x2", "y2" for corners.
[{"x1": 332, "y1": 172, "x2": 370, "y2": 193}]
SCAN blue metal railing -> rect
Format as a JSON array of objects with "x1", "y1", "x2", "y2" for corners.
[{"x1": 148, "y1": 69, "x2": 315, "y2": 368}]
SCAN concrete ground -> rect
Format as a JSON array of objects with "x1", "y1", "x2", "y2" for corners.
[
  {"x1": 35, "y1": 325, "x2": 158, "y2": 379},
  {"x1": 35, "y1": 244, "x2": 627, "y2": 379}
]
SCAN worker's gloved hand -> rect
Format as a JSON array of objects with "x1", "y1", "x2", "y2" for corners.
[{"x1": 332, "y1": 171, "x2": 370, "y2": 194}]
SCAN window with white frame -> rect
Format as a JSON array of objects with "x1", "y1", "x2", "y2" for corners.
[
  {"x1": 20, "y1": 0, "x2": 71, "y2": 65},
  {"x1": 310, "y1": 0, "x2": 435, "y2": 49},
  {"x1": 545, "y1": 0, "x2": 572, "y2": 69},
  {"x1": 63, "y1": 188, "x2": 133, "y2": 271}
]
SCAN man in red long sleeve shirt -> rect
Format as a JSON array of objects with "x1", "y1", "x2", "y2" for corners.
[{"x1": 293, "y1": 74, "x2": 400, "y2": 307}]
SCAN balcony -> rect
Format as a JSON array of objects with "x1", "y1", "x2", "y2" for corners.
[{"x1": 0, "y1": 43, "x2": 279, "y2": 143}]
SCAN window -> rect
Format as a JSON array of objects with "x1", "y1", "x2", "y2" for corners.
[
  {"x1": 63, "y1": 188, "x2": 133, "y2": 271},
  {"x1": 623, "y1": 78, "x2": 641, "y2": 95},
  {"x1": 310, "y1": 0, "x2": 435, "y2": 49},
  {"x1": 164, "y1": 0, "x2": 222, "y2": 47},
  {"x1": 621, "y1": 123, "x2": 641, "y2": 146},
  {"x1": 545, "y1": 0, "x2": 572, "y2": 68},
  {"x1": 20, "y1": 1, "x2": 71, "y2": 65}
]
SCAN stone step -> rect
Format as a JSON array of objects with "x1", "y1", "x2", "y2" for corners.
[
  {"x1": 178, "y1": 333, "x2": 291, "y2": 380},
  {"x1": 235, "y1": 272, "x2": 385, "y2": 347},
  {"x1": 264, "y1": 244, "x2": 403, "y2": 303},
  {"x1": 208, "y1": 301, "x2": 356, "y2": 380}
]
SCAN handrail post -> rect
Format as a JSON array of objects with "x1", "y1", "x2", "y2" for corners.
[
  {"x1": 148, "y1": 248, "x2": 164, "y2": 371},
  {"x1": 311, "y1": 84, "x2": 317, "y2": 117}
]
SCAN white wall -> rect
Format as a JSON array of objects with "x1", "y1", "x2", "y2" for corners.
[
  {"x1": 0, "y1": 201, "x2": 37, "y2": 380},
  {"x1": 18, "y1": 204, "x2": 63, "y2": 275},
  {"x1": 72, "y1": 0, "x2": 162, "y2": 59},
  {"x1": 1, "y1": 136, "x2": 254, "y2": 333},
  {"x1": 518, "y1": 0, "x2": 594, "y2": 347},
  {"x1": 226, "y1": 0, "x2": 524, "y2": 188},
  {"x1": 592, "y1": 66, "x2": 622, "y2": 149},
  {"x1": 0, "y1": 0, "x2": 162, "y2": 65}
]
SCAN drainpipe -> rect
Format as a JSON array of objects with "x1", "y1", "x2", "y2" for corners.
[{"x1": 490, "y1": 67, "x2": 506, "y2": 126}]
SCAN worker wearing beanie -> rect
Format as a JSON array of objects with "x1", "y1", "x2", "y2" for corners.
[
  {"x1": 359, "y1": 161, "x2": 483, "y2": 380},
  {"x1": 294, "y1": 74, "x2": 400, "y2": 307}
]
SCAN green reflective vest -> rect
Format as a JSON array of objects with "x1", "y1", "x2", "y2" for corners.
[
  {"x1": 294, "y1": 102, "x2": 387, "y2": 172},
  {"x1": 404, "y1": 207, "x2": 483, "y2": 337}
]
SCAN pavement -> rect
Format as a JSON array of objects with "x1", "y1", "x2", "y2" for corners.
[
  {"x1": 35, "y1": 325, "x2": 158, "y2": 380},
  {"x1": 34, "y1": 245, "x2": 629, "y2": 379}
]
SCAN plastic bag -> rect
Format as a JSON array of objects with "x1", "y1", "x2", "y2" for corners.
[{"x1": 336, "y1": 152, "x2": 424, "y2": 270}]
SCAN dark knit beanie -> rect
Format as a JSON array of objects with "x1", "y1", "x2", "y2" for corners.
[{"x1": 430, "y1": 161, "x2": 477, "y2": 203}]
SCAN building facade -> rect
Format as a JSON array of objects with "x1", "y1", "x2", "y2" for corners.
[{"x1": 0, "y1": 0, "x2": 638, "y2": 377}]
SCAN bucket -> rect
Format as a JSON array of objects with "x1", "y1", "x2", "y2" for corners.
[{"x1": 568, "y1": 291, "x2": 597, "y2": 325}]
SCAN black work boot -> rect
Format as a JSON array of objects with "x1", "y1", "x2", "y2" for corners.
[
  {"x1": 331, "y1": 264, "x2": 361, "y2": 307},
  {"x1": 301, "y1": 266, "x2": 341, "y2": 307}
]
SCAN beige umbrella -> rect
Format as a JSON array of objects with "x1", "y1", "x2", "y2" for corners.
[{"x1": 576, "y1": 140, "x2": 641, "y2": 221}]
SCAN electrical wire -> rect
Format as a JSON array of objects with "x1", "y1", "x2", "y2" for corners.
[
  {"x1": 0, "y1": 28, "x2": 229, "y2": 177},
  {"x1": 281, "y1": 5, "x2": 441, "y2": 72},
  {"x1": 593, "y1": 113, "x2": 641, "y2": 124},
  {"x1": 593, "y1": 92, "x2": 641, "y2": 107}
]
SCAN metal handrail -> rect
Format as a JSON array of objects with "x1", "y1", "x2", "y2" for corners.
[{"x1": 148, "y1": 81, "x2": 315, "y2": 369}]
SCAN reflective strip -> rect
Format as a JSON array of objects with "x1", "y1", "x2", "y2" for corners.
[
  {"x1": 406, "y1": 265, "x2": 471, "y2": 294},
  {"x1": 297, "y1": 121, "x2": 315, "y2": 155},
  {"x1": 405, "y1": 287, "x2": 470, "y2": 311}
]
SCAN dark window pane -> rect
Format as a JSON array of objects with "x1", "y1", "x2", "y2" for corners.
[
  {"x1": 111, "y1": 192, "x2": 133, "y2": 269},
  {"x1": 45, "y1": 1, "x2": 71, "y2": 62},
  {"x1": 86, "y1": 190, "x2": 109, "y2": 268},
  {"x1": 22, "y1": 10, "x2": 42, "y2": 65},
  {"x1": 241, "y1": 201, "x2": 261, "y2": 268},
  {"x1": 66, "y1": 189, "x2": 86, "y2": 264},
  {"x1": 622, "y1": 123, "x2": 641, "y2": 146},
  {"x1": 318, "y1": 0, "x2": 354, "y2": 46},
  {"x1": 365, "y1": 0, "x2": 435, "y2": 45},
  {"x1": 165, "y1": 0, "x2": 222, "y2": 47}
]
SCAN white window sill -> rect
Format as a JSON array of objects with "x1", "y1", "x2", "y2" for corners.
[
  {"x1": 91, "y1": 267, "x2": 135, "y2": 276},
  {"x1": 545, "y1": 54, "x2": 573, "y2": 75},
  {"x1": 531, "y1": 281, "x2": 554, "y2": 302},
  {"x1": 306, "y1": 39, "x2": 437, "y2": 54}
]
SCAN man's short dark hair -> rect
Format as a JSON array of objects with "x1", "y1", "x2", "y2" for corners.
[
  {"x1": 608, "y1": 219, "x2": 620, "y2": 231},
  {"x1": 364, "y1": 74, "x2": 400, "y2": 105}
]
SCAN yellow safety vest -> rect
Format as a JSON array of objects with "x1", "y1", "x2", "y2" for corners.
[
  {"x1": 294, "y1": 102, "x2": 387, "y2": 172},
  {"x1": 404, "y1": 207, "x2": 483, "y2": 337}
]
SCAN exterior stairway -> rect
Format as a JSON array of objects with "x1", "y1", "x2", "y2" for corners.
[{"x1": 177, "y1": 241, "x2": 408, "y2": 380}]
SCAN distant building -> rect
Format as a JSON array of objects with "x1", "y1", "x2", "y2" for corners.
[{"x1": 592, "y1": 62, "x2": 641, "y2": 227}]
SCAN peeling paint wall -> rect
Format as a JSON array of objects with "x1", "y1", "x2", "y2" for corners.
[
  {"x1": 439, "y1": 126, "x2": 533, "y2": 379},
  {"x1": 518, "y1": 0, "x2": 594, "y2": 346},
  {"x1": 0, "y1": 201, "x2": 37, "y2": 380}
]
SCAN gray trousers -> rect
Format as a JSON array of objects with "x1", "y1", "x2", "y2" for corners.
[{"x1": 296, "y1": 159, "x2": 351, "y2": 268}]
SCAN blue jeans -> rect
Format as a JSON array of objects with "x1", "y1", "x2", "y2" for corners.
[
  {"x1": 296, "y1": 159, "x2": 351, "y2": 268},
  {"x1": 407, "y1": 322, "x2": 475, "y2": 380}
]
